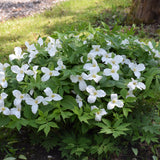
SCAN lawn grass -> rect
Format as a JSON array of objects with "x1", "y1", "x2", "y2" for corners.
[{"x1": 0, "y1": 0, "x2": 131, "y2": 62}]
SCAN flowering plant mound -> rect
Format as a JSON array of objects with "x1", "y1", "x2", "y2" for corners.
[{"x1": 0, "y1": 25, "x2": 160, "y2": 159}]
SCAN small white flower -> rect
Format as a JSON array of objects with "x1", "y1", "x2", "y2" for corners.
[
  {"x1": 41, "y1": 67, "x2": 60, "y2": 82},
  {"x1": 0, "y1": 63, "x2": 10, "y2": 72},
  {"x1": 91, "y1": 105, "x2": 107, "y2": 121},
  {"x1": 121, "y1": 55, "x2": 131, "y2": 65},
  {"x1": 121, "y1": 39, "x2": 129, "y2": 45},
  {"x1": 0, "y1": 106, "x2": 10, "y2": 115},
  {"x1": 90, "y1": 45, "x2": 107, "y2": 56},
  {"x1": 103, "y1": 65, "x2": 120, "y2": 81},
  {"x1": 86, "y1": 85, "x2": 106, "y2": 103},
  {"x1": 101, "y1": 52, "x2": 112, "y2": 63},
  {"x1": 44, "y1": 87, "x2": 62, "y2": 103},
  {"x1": 12, "y1": 90, "x2": 27, "y2": 106},
  {"x1": 107, "y1": 94, "x2": 124, "y2": 110},
  {"x1": 26, "y1": 66, "x2": 39, "y2": 80},
  {"x1": 55, "y1": 59, "x2": 66, "y2": 71},
  {"x1": 11, "y1": 64, "x2": 29, "y2": 82},
  {"x1": 0, "y1": 92, "x2": 8, "y2": 106},
  {"x1": 83, "y1": 58, "x2": 100, "y2": 72},
  {"x1": 82, "y1": 69, "x2": 102, "y2": 83},
  {"x1": 9, "y1": 47, "x2": 26, "y2": 61},
  {"x1": 107, "y1": 55, "x2": 123, "y2": 66},
  {"x1": 0, "y1": 72, "x2": 8, "y2": 88},
  {"x1": 70, "y1": 74, "x2": 87, "y2": 91},
  {"x1": 37, "y1": 37, "x2": 43, "y2": 46},
  {"x1": 127, "y1": 78, "x2": 146, "y2": 90},
  {"x1": 25, "y1": 96, "x2": 44, "y2": 114},
  {"x1": 10, "y1": 104, "x2": 21, "y2": 119},
  {"x1": 106, "y1": 40, "x2": 112, "y2": 46},
  {"x1": 126, "y1": 89, "x2": 135, "y2": 98},
  {"x1": 76, "y1": 95, "x2": 83, "y2": 108},
  {"x1": 129, "y1": 62, "x2": 145, "y2": 79}
]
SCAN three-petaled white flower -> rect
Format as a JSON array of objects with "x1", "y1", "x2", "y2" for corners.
[
  {"x1": 90, "y1": 45, "x2": 107, "y2": 56},
  {"x1": 127, "y1": 78, "x2": 146, "y2": 90},
  {"x1": 10, "y1": 104, "x2": 21, "y2": 119},
  {"x1": 126, "y1": 89, "x2": 135, "y2": 98},
  {"x1": 0, "y1": 63, "x2": 10, "y2": 72},
  {"x1": 86, "y1": 85, "x2": 106, "y2": 103},
  {"x1": 44, "y1": 87, "x2": 62, "y2": 104},
  {"x1": 55, "y1": 59, "x2": 66, "y2": 71},
  {"x1": 101, "y1": 52, "x2": 112, "y2": 63},
  {"x1": 26, "y1": 66, "x2": 39, "y2": 80},
  {"x1": 70, "y1": 74, "x2": 87, "y2": 91},
  {"x1": 0, "y1": 72, "x2": 8, "y2": 88},
  {"x1": 103, "y1": 65, "x2": 120, "y2": 81},
  {"x1": 107, "y1": 55, "x2": 123, "y2": 66},
  {"x1": 37, "y1": 37, "x2": 43, "y2": 46},
  {"x1": 0, "y1": 92, "x2": 8, "y2": 106},
  {"x1": 107, "y1": 94, "x2": 124, "y2": 110},
  {"x1": 11, "y1": 64, "x2": 29, "y2": 82},
  {"x1": 25, "y1": 96, "x2": 44, "y2": 114},
  {"x1": 0, "y1": 106, "x2": 10, "y2": 115},
  {"x1": 82, "y1": 69, "x2": 102, "y2": 83},
  {"x1": 129, "y1": 63, "x2": 145, "y2": 79},
  {"x1": 9, "y1": 47, "x2": 26, "y2": 61},
  {"x1": 91, "y1": 105, "x2": 107, "y2": 121},
  {"x1": 76, "y1": 95, "x2": 83, "y2": 108},
  {"x1": 41, "y1": 67, "x2": 60, "y2": 82},
  {"x1": 83, "y1": 58, "x2": 100, "y2": 72},
  {"x1": 12, "y1": 90, "x2": 27, "y2": 106}
]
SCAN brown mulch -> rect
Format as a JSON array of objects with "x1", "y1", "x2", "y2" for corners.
[{"x1": 0, "y1": 0, "x2": 66, "y2": 22}]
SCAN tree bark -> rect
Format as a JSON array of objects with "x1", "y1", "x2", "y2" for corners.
[{"x1": 129, "y1": 0, "x2": 160, "y2": 24}]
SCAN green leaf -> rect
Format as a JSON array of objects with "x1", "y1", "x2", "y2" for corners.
[
  {"x1": 18, "y1": 155, "x2": 27, "y2": 160},
  {"x1": 44, "y1": 125, "x2": 50, "y2": 136},
  {"x1": 61, "y1": 95, "x2": 77, "y2": 110},
  {"x1": 132, "y1": 148, "x2": 138, "y2": 156},
  {"x1": 48, "y1": 122, "x2": 59, "y2": 128},
  {"x1": 123, "y1": 108, "x2": 132, "y2": 118}
]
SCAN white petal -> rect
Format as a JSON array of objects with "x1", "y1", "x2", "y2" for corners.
[
  {"x1": 107, "y1": 102, "x2": 115, "y2": 110},
  {"x1": 70, "y1": 75, "x2": 78, "y2": 83},
  {"x1": 112, "y1": 73, "x2": 119, "y2": 81},
  {"x1": 53, "y1": 94, "x2": 63, "y2": 101},
  {"x1": 116, "y1": 100, "x2": 124, "y2": 108},
  {"x1": 11, "y1": 65, "x2": 20, "y2": 74},
  {"x1": 41, "y1": 74, "x2": 50, "y2": 82},
  {"x1": 44, "y1": 87, "x2": 53, "y2": 96},
  {"x1": 79, "y1": 80, "x2": 87, "y2": 91},
  {"x1": 86, "y1": 85, "x2": 95, "y2": 94},
  {"x1": 88, "y1": 95, "x2": 96, "y2": 103},
  {"x1": 17, "y1": 73, "x2": 24, "y2": 82},
  {"x1": 41, "y1": 67, "x2": 50, "y2": 73},
  {"x1": 31, "y1": 104, "x2": 38, "y2": 114},
  {"x1": 97, "y1": 90, "x2": 106, "y2": 98},
  {"x1": 111, "y1": 94, "x2": 118, "y2": 100}
]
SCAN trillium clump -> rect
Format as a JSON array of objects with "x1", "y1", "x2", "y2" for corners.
[{"x1": 0, "y1": 26, "x2": 160, "y2": 142}]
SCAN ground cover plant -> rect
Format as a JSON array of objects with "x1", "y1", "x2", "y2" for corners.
[{"x1": 0, "y1": 24, "x2": 160, "y2": 159}]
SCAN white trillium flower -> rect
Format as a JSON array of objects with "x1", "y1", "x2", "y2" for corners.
[
  {"x1": 107, "y1": 55, "x2": 123, "y2": 66},
  {"x1": 10, "y1": 104, "x2": 21, "y2": 119},
  {"x1": 86, "y1": 85, "x2": 106, "y2": 103},
  {"x1": 107, "y1": 94, "x2": 124, "y2": 110},
  {"x1": 12, "y1": 90, "x2": 28, "y2": 106},
  {"x1": 103, "y1": 65, "x2": 120, "y2": 81},
  {"x1": 0, "y1": 106, "x2": 10, "y2": 115},
  {"x1": 126, "y1": 89, "x2": 135, "y2": 98},
  {"x1": 129, "y1": 62, "x2": 145, "y2": 79},
  {"x1": 70, "y1": 74, "x2": 87, "y2": 91},
  {"x1": 90, "y1": 45, "x2": 107, "y2": 56},
  {"x1": 83, "y1": 58, "x2": 100, "y2": 72},
  {"x1": 82, "y1": 69, "x2": 102, "y2": 83},
  {"x1": 0, "y1": 92, "x2": 8, "y2": 106},
  {"x1": 26, "y1": 66, "x2": 39, "y2": 80},
  {"x1": 41, "y1": 67, "x2": 60, "y2": 82},
  {"x1": 91, "y1": 105, "x2": 107, "y2": 121},
  {"x1": 121, "y1": 55, "x2": 131, "y2": 65},
  {"x1": 121, "y1": 39, "x2": 129, "y2": 45},
  {"x1": 48, "y1": 37, "x2": 62, "y2": 48},
  {"x1": 25, "y1": 96, "x2": 44, "y2": 114},
  {"x1": 55, "y1": 59, "x2": 66, "y2": 71},
  {"x1": 44, "y1": 87, "x2": 62, "y2": 103},
  {"x1": 76, "y1": 95, "x2": 83, "y2": 108},
  {"x1": 0, "y1": 72, "x2": 8, "y2": 88},
  {"x1": 127, "y1": 78, "x2": 146, "y2": 90},
  {"x1": 101, "y1": 52, "x2": 112, "y2": 63},
  {"x1": 37, "y1": 37, "x2": 43, "y2": 46},
  {"x1": 0, "y1": 63, "x2": 10, "y2": 72},
  {"x1": 106, "y1": 40, "x2": 112, "y2": 46},
  {"x1": 46, "y1": 43, "x2": 58, "y2": 57},
  {"x1": 11, "y1": 64, "x2": 29, "y2": 82},
  {"x1": 9, "y1": 47, "x2": 26, "y2": 61}
]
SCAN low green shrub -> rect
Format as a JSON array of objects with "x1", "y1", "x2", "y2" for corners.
[{"x1": 0, "y1": 24, "x2": 160, "y2": 159}]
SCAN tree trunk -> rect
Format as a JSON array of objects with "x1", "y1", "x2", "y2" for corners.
[{"x1": 129, "y1": 0, "x2": 160, "y2": 24}]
